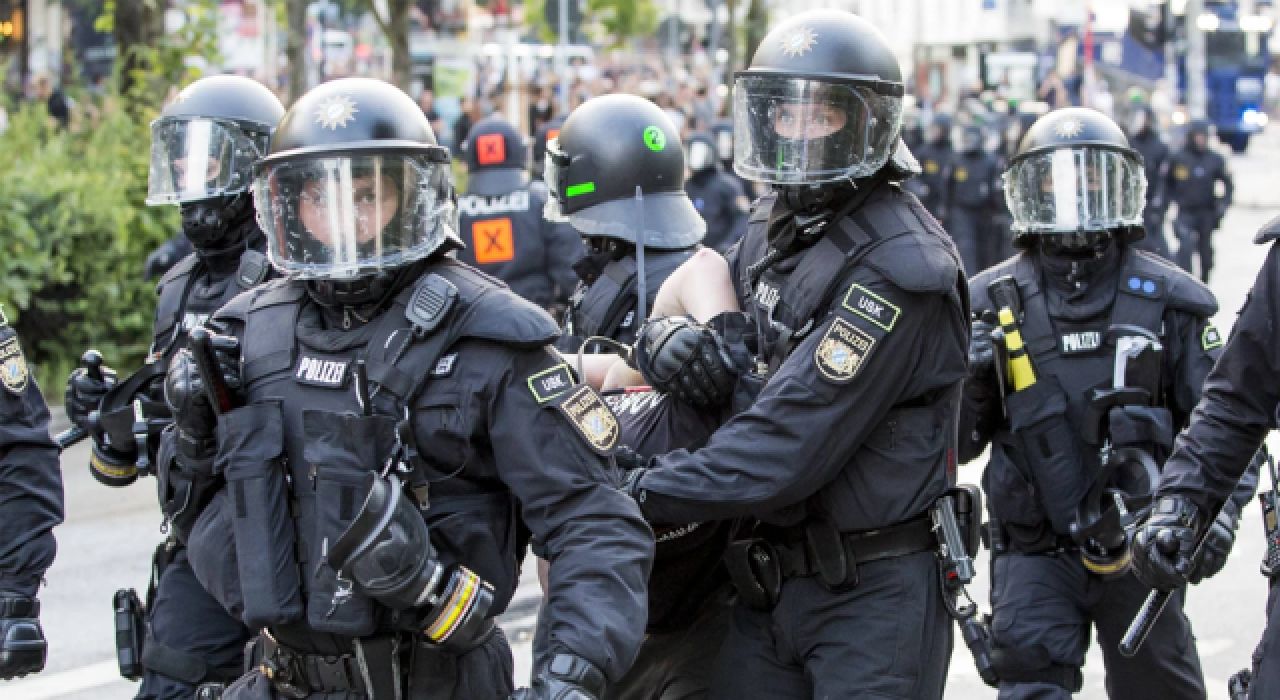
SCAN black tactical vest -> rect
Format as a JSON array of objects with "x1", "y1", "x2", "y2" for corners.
[
  {"x1": 974, "y1": 249, "x2": 1216, "y2": 543},
  {"x1": 224, "y1": 261, "x2": 557, "y2": 651},
  {"x1": 562, "y1": 247, "x2": 695, "y2": 349}
]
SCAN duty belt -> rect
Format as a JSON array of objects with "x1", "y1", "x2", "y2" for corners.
[
  {"x1": 258, "y1": 631, "x2": 398, "y2": 699},
  {"x1": 773, "y1": 515, "x2": 938, "y2": 579}
]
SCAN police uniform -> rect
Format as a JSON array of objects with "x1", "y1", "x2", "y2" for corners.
[
  {"x1": 63, "y1": 75, "x2": 284, "y2": 700},
  {"x1": 942, "y1": 128, "x2": 1002, "y2": 275},
  {"x1": 170, "y1": 78, "x2": 651, "y2": 700},
  {"x1": 1129, "y1": 108, "x2": 1173, "y2": 260},
  {"x1": 685, "y1": 133, "x2": 749, "y2": 253},
  {"x1": 455, "y1": 116, "x2": 584, "y2": 310},
  {"x1": 910, "y1": 115, "x2": 953, "y2": 219},
  {"x1": 0, "y1": 311, "x2": 61, "y2": 680},
  {"x1": 961, "y1": 108, "x2": 1250, "y2": 700},
  {"x1": 1166, "y1": 123, "x2": 1233, "y2": 281},
  {"x1": 1149, "y1": 220, "x2": 1280, "y2": 700}
]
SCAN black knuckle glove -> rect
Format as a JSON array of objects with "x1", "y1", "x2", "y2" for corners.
[
  {"x1": 64, "y1": 365, "x2": 117, "y2": 430},
  {"x1": 0, "y1": 597, "x2": 46, "y2": 680},
  {"x1": 968, "y1": 319, "x2": 996, "y2": 379},
  {"x1": 635, "y1": 316, "x2": 739, "y2": 408},
  {"x1": 1131, "y1": 495, "x2": 1201, "y2": 592},
  {"x1": 513, "y1": 654, "x2": 605, "y2": 700},
  {"x1": 164, "y1": 349, "x2": 217, "y2": 441},
  {"x1": 1190, "y1": 502, "x2": 1239, "y2": 584},
  {"x1": 210, "y1": 334, "x2": 243, "y2": 392}
]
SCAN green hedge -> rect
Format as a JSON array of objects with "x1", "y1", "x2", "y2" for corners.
[{"x1": 1, "y1": 99, "x2": 179, "y2": 397}]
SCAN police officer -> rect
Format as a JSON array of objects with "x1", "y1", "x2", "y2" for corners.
[
  {"x1": 684, "y1": 132, "x2": 748, "y2": 253},
  {"x1": 710, "y1": 118, "x2": 758, "y2": 201},
  {"x1": 455, "y1": 115, "x2": 584, "y2": 310},
  {"x1": 990, "y1": 112, "x2": 1039, "y2": 270},
  {"x1": 941, "y1": 123, "x2": 1002, "y2": 274},
  {"x1": 1167, "y1": 119, "x2": 1233, "y2": 282},
  {"x1": 911, "y1": 111, "x2": 953, "y2": 219},
  {"x1": 531, "y1": 115, "x2": 565, "y2": 182},
  {"x1": 144, "y1": 233, "x2": 195, "y2": 280},
  {"x1": 622, "y1": 11, "x2": 969, "y2": 698},
  {"x1": 0, "y1": 311, "x2": 61, "y2": 680},
  {"x1": 63, "y1": 75, "x2": 282, "y2": 700},
  {"x1": 1131, "y1": 213, "x2": 1280, "y2": 700},
  {"x1": 961, "y1": 108, "x2": 1251, "y2": 700},
  {"x1": 537, "y1": 94, "x2": 730, "y2": 700},
  {"x1": 165, "y1": 78, "x2": 651, "y2": 700},
  {"x1": 1127, "y1": 104, "x2": 1173, "y2": 259},
  {"x1": 554, "y1": 95, "x2": 706, "y2": 356}
]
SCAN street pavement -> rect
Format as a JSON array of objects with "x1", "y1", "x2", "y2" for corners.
[{"x1": 6, "y1": 129, "x2": 1280, "y2": 699}]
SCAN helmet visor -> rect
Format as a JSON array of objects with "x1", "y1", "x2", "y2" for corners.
[
  {"x1": 687, "y1": 140, "x2": 716, "y2": 171},
  {"x1": 542, "y1": 137, "x2": 573, "y2": 223},
  {"x1": 147, "y1": 118, "x2": 265, "y2": 205},
  {"x1": 733, "y1": 75, "x2": 902, "y2": 184},
  {"x1": 253, "y1": 153, "x2": 456, "y2": 279},
  {"x1": 1005, "y1": 147, "x2": 1146, "y2": 234}
]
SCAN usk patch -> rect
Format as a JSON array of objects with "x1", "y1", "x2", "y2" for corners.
[
  {"x1": 814, "y1": 317, "x2": 875, "y2": 384},
  {"x1": 528, "y1": 364, "x2": 574, "y2": 403},
  {"x1": 843, "y1": 284, "x2": 900, "y2": 331},
  {"x1": 1202, "y1": 324, "x2": 1224, "y2": 351},
  {"x1": 294, "y1": 355, "x2": 350, "y2": 388},
  {"x1": 555, "y1": 385, "x2": 619, "y2": 455},
  {"x1": 0, "y1": 336, "x2": 29, "y2": 394}
]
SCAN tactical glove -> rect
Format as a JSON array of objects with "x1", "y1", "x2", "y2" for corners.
[
  {"x1": 164, "y1": 334, "x2": 241, "y2": 442},
  {"x1": 1131, "y1": 494, "x2": 1201, "y2": 591},
  {"x1": 969, "y1": 318, "x2": 997, "y2": 380},
  {"x1": 1189, "y1": 500, "x2": 1239, "y2": 584},
  {"x1": 634, "y1": 315, "x2": 739, "y2": 408},
  {"x1": 0, "y1": 598, "x2": 46, "y2": 679},
  {"x1": 511, "y1": 654, "x2": 606, "y2": 700},
  {"x1": 64, "y1": 362, "x2": 117, "y2": 431}
]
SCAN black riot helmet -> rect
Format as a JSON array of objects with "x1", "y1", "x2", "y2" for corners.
[
  {"x1": 1128, "y1": 104, "x2": 1158, "y2": 139},
  {"x1": 544, "y1": 94, "x2": 705, "y2": 249},
  {"x1": 927, "y1": 112, "x2": 953, "y2": 147},
  {"x1": 1187, "y1": 118, "x2": 1211, "y2": 152},
  {"x1": 462, "y1": 115, "x2": 529, "y2": 196},
  {"x1": 147, "y1": 75, "x2": 285, "y2": 249},
  {"x1": 710, "y1": 118, "x2": 735, "y2": 168},
  {"x1": 251, "y1": 78, "x2": 458, "y2": 307},
  {"x1": 733, "y1": 10, "x2": 905, "y2": 186},
  {"x1": 955, "y1": 124, "x2": 985, "y2": 154},
  {"x1": 686, "y1": 132, "x2": 719, "y2": 174},
  {"x1": 531, "y1": 115, "x2": 565, "y2": 179},
  {"x1": 1005, "y1": 108, "x2": 1146, "y2": 251}
]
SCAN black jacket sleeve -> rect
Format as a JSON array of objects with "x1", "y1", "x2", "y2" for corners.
[
  {"x1": 0, "y1": 331, "x2": 63, "y2": 597},
  {"x1": 490, "y1": 346, "x2": 653, "y2": 682},
  {"x1": 542, "y1": 217, "x2": 586, "y2": 307},
  {"x1": 1160, "y1": 244, "x2": 1280, "y2": 512}
]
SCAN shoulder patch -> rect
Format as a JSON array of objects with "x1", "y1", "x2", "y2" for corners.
[
  {"x1": 814, "y1": 316, "x2": 877, "y2": 384},
  {"x1": 1202, "y1": 324, "x2": 1224, "y2": 351},
  {"x1": 528, "y1": 363, "x2": 574, "y2": 403},
  {"x1": 842, "y1": 283, "x2": 900, "y2": 331},
  {"x1": 552, "y1": 384, "x2": 619, "y2": 455},
  {"x1": 0, "y1": 335, "x2": 29, "y2": 394}
]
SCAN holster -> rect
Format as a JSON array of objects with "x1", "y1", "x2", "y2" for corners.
[
  {"x1": 723, "y1": 539, "x2": 782, "y2": 611},
  {"x1": 113, "y1": 589, "x2": 145, "y2": 681},
  {"x1": 255, "y1": 632, "x2": 400, "y2": 700}
]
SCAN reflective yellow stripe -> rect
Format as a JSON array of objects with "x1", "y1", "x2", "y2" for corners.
[
  {"x1": 91, "y1": 452, "x2": 136, "y2": 479},
  {"x1": 426, "y1": 573, "x2": 477, "y2": 641}
]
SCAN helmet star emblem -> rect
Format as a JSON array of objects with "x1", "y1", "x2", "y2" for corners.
[
  {"x1": 780, "y1": 28, "x2": 818, "y2": 57},
  {"x1": 315, "y1": 95, "x2": 359, "y2": 130},
  {"x1": 1055, "y1": 118, "x2": 1083, "y2": 138}
]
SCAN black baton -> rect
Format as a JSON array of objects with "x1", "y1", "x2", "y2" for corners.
[
  {"x1": 187, "y1": 328, "x2": 233, "y2": 416},
  {"x1": 1120, "y1": 507, "x2": 1220, "y2": 657}
]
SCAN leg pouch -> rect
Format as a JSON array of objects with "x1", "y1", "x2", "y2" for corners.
[
  {"x1": 188, "y1": 489, "x2": 247, "y2": 623},
  {"x1": 216, "y1": 402, "x2": 304, "y2": 629},
  {"x1": 301, "y1": 410, "x2": 400, "y2": 636},
  {"x1": 1005, "y1": 377, "x2": 1086, "y2": 535}
]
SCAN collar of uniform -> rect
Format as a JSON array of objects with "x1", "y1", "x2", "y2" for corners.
[{"x1": 1036, "y1": 245, "x2": 1121, "y2": 321}]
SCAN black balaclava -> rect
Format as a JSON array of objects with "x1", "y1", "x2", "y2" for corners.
[
  {"x1": 572, "y1": 237, "x2": 632, "y2": 287},
  {"x1": 181, "y1": 194, "x2": 255, "y2": 250},
  {"x1": 306, "y1": 257, "x2": 438, "y2": 331},
  {"x1": 1036, "y1": 233, "x2": 1122, "y2": 321}
]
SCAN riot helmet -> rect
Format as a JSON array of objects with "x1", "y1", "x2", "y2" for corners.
[
  {"x1": 686, "y1": 132, "x2": 719, "y2": 174},
  {"x1": 543, "y1": 94, "x2": 704, "y2": 249},
  {"x1": 531, "y1": 116, "x2": 566, "y2": 179},
  {"x1": 251, "y1": 78, "x2": 458, "y2": 307},
  {"x1": 927, "y1": 112, "x2": 954, "y2": 147},
  {"x1": 462, "y1": 115, "x2": 529, "y2": 196},
  {"x1": 955, "y1": 124, "x2": 985, "y2": 154},
  {"x1": 710, "y1": 118, "x2": 736, "y2": 168},
  {"x1": 1004, "y1": 108, "x2": 1146, "y2": 250},
  {"x1": 1003, "y1": 112, "x2": 1038, "y2": 158},
  {"x1": 1187, "y1": 118, "x2": 1211, "y2": 153},
  {"x1": 1128, "y1": 104, "x2": 1158, "y2": 139},
  {"x1": 732, "y1": 10, "x2": 905, "y2": 185},
  {"x1": 147, "y1": 75, "x2": 285, "y2": 248}
]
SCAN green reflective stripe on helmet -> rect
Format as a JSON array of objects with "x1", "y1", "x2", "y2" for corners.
[{"x1": 566, "y1": 183, "x2": 596, "y2": 197}]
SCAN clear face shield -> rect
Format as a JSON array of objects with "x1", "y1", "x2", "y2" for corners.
[
  {"x1": 147, "y1": 118, "x2": 268, "y2": 205},
  {"x1": 716, "y1": 130, "x2": 734, "y2": 162},
  {"x1": 252, "y1": 151, "x2": 455, "y2": 279},
  {"x1": 687, "y1": 140, "x2": 716, "y2": 171},
  {"x1": 732, "y1": 75, "x2": 902, "y2": 184},
  {"x1": 542, "y1": 138, "x2": 574, "y2": 223},
  {"x1": 1004, "y1": 147, "x2": 1146, "y2": 235}
]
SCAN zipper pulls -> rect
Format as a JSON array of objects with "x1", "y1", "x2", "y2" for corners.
[{"x1": 343, "y1": 307, "x2": 352, "y2": 330}]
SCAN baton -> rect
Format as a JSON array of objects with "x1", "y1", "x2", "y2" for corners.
[
  {"x1": 187, "y1": 328, "x2": 233, "y2": 416},
  {"x1": 55, "y1": 349, "x2": 104, "y2": 448},
  {"x1": 1119, "y1": 506, "x2": 1221, "y2": 657}
]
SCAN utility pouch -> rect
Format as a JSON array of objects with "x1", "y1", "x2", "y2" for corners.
[
  {"x1": 723, "y1": 539, "x2": 782, "y2": 611},
  {"x1": 187, "y1": 490, "x2": 246, "y2": 621},
  {"x1": 950, "y1": 484, "x2": 985, "y2": 558},
  {"x1": 1006, "y1": 376, "x2": 1086, "y2": 535},
  {"x1": 805, "y1": 518, "x2": 857, "y2": 593},
  {"x1": 302, "y1": 410, "x2": 400, "y2": 636},
  {"x1": 216, "y1": 402, "x2": 304, "y2": 629},
  {"x1": 113, "y1": 589, "x2": 145, "y2": 681},
  {"x1": 1108, "y1": 405, "x2": 1174, "y2": 455},
  {"x1": 1261, "y1": 489, "x2": 1280, "y2": 579}
]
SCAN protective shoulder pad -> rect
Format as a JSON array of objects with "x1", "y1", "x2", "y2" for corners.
[
  {"x1": 247, "y1": 278, "x2": 307, "y2": 311},
  {"x1": 1255, "y1": 213, "x2": 1280, "y2": 244},
  {"x1": 209, "y1": 286, "x2": 258, "y2": 326},
  {"x1": 967, "y1": 254, "x2": 1027, "y2": 314},
  {"x1": 155, "y1": 252, "x2": 199, "y2": 295},
  {"x1": 1128, "y1": 251, "x2": 1219, "y2": 317},
  {"x1": 859, "y1": 193, "x2": 960, "y2": 294},
  {"x1": 437, "y1": 261, "x2": 560, "y2": 348}
]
